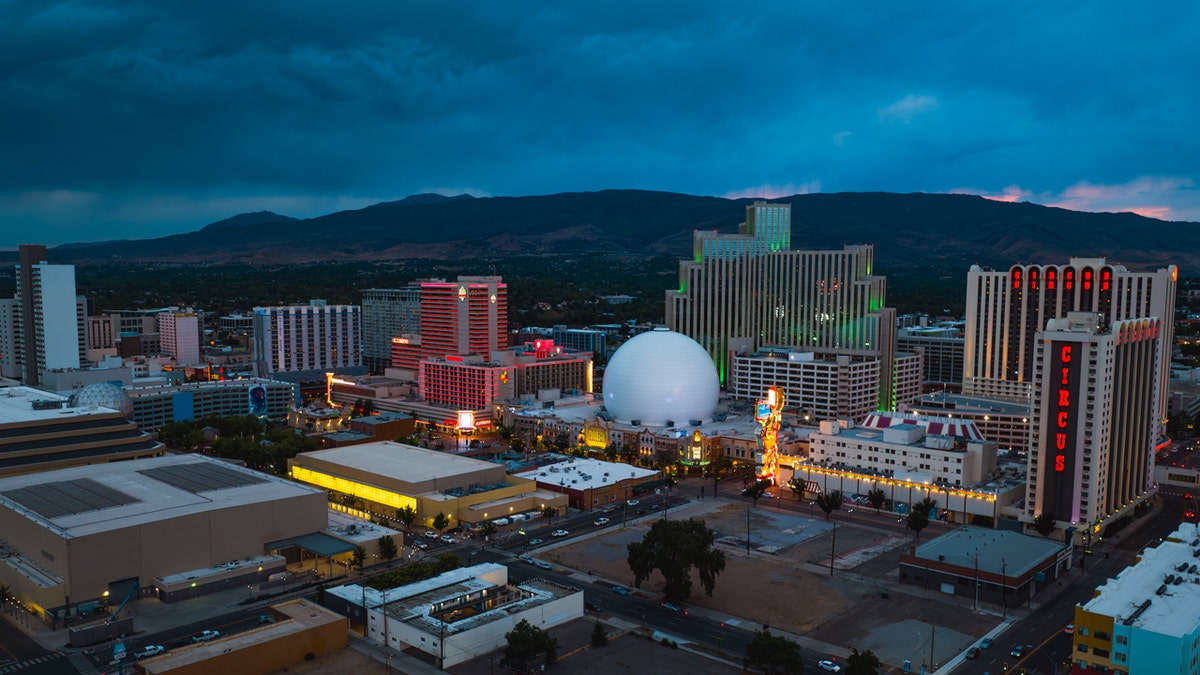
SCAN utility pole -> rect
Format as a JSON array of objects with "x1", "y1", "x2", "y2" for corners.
[
  {"x1": 439, "y1": 619, "x2": 446, "y2": 670},
  {"x1": 382, "y1": 589, "x2": 391, "y2": 648},
  {"x1": 929, "y1": 621, "x2": 936, "y2": 670},
  {"x1": 829, "y1": 522, "x2": 837, "y2": 577},
  {"x1": 1001, "y1": 558, "x2": 1008, "y2": 618},
  {"x1": 746, "y1": 503, "x2": 751, "y2": 555},
  {"x1": 973, "y1": 551, "x2": 980, "y2": 612}
]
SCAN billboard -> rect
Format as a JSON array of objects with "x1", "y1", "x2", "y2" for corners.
[{"x1": 249, "y1": 385, "x2": 268, "y2": 418}]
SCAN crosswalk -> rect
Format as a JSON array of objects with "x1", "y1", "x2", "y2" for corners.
[
  {"x1": 66, "y1": 652, "x2": 102, "y2": 675},
  {"x1": 0, "y1": 652, "x2": 64, "y2": 673},
  {"x1": 0, "y1": 652, "x2": 103, "y2": 674}
]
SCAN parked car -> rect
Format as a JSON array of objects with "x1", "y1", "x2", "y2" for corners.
[
  {"x1": 818, "y1": 660, "x2": 842, "y2": 672},
  {"x1": 257, "y1": 614, "x2": 275, "y2": 625},
  {"x1": 134, "y1": 645, "x2": 165, "y2": 659},
  {"x1": 965, "y1": 647, "x2": 981, "y2": 660},
  {"x1": 191, "y1": 630, "x2": 220, "y2": 643},
  {"x1": 552, "y1": 529, "x2": 569, "y2": 538},
  {"x1": 424, "y1": 531, "x2": 438, "y2": 539},
  {"x1": 980, "y1": 637, "x2": 993, "y2": 649},
  {"x1": 611, "y1": 586, "x2": 629, "y2": 595},
  {"x1": 594, "y1": 517, "x2": 610, "y2": 526}
]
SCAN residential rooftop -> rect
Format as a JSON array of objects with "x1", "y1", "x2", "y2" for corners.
[{"x1": 1083, "y1": 522, "x2": 1200, "y2": 638}]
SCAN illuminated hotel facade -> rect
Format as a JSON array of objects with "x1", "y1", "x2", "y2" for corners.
[
  {"x1": 361, "y1": 286, "x2": 421, "y2": 372},
  {"x1": 419, "y1": 343, "x2": 592, "y2": 412},
  {"x1": 730, "y1": 347, "x2": 921, "y2": 423},
  {"x1": 1027, "y1": 313, "x2": 1162, "y2": 541},
  {"x1": 391, "y1": 277, "x2": 507, "y2": 372},
  {"x1": 252, "y1": 300, "x2": 363, "y2": 382},
  {"x1": 963, "y1": 257, "x2": 1175, "y2": 443},
  {"x1": 666, "y1": 202, "x2": 900, "y2": 412}
]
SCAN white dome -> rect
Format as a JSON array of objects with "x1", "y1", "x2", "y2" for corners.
[{"x1": 602, "y1": 328, "x2": 719, "y2": 426}]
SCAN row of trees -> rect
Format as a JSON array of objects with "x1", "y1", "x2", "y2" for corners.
[{"x1": 157, "y1": 414, "x2": 317, "y2": 476}]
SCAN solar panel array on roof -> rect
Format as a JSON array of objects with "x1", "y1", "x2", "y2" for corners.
[
  {"x1": 139, "y1": 462, "x2": 268, "y2": 494},
  {"x1": 1, "y1": 478, "x2": 140, "y2": 519}
]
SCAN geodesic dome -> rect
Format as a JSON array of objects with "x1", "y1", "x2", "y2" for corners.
[{"x1": 69, "y1": 382, "x2": 134, "y2": 418}]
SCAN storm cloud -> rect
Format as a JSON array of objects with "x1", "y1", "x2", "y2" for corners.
[{"x1": 2, "y1": 1, "x2": 1197, "y2": 245}]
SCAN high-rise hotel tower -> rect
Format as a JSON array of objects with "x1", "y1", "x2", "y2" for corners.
[
  {"x1": 666, "y1": 202, "x2": 902, "y2": 411},
  {"x1": 964, "y1": 257, "x2": 1175, "y2": 442}
]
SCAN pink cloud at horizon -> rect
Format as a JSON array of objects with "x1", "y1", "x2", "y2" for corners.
[
  {"x1": 951, "y1": 176, "x2": 1199, "y2": 222},
  {"x1": 723, "y1": 181, "x2": 822, "y2": 200}
]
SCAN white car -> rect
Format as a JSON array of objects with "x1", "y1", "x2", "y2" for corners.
[
  {"x1": 593, "y1": 517, "x2": 610, "y2": 526},
  {"x1": 552, "y1": 529, "x2": 569, "y2": 537},
  {"x1": 134, "y1": 645, "x2": 165, "y2": 659},
  {"x1": 424, "y1": 531, "x2": 438, "y2": 539},
  {"x1": 191, "y1": 630, "x2": 220, "y2": 643},
  {"x1": 818, "y1": 660, "x2": 841, "y2": 672},
  {"x1": 440, "y1": 535, "x2": 456, "y2": 544}
]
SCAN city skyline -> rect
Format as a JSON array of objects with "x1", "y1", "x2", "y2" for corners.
[{"x1": 3, "y1": 2, "x2": 1199, "y2": 247}]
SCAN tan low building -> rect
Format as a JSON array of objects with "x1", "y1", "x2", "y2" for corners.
[
  {"x1": 137, "y1": 598, "x2": 348, "y2": 675},
  {"x1": 288, "y1": 441, "x2": 567, "y2": 530},
  {"x1": 0, "y1": 454, "x2": 327, "y2": 626}
]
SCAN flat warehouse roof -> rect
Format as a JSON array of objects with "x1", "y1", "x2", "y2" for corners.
[
  {"x1": 0, "y1": 455, "x2": 324, "y2": 538},
  {"x1": 0, "y1": 387, "x2": 118, "y2": 425},
  {"x1": 296, "y1": 441, "x2": 500, "y2": 482}
]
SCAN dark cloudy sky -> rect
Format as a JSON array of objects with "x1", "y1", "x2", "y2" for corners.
[{"x1": 3, "y1": 2, "x2": 1197, "y2": 246}]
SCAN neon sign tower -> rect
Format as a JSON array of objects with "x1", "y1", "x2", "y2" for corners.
[{"x1": 756, "y1": 386, "x2": 785, "y2": 484}]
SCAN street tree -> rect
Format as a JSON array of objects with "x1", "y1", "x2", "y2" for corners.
[
  {"x1": 378, "y1": 535, "x2": 398, "y2": 566},
  {"x1": 395, "y1": 506, "x2": 417, "y2": 528},
  {"x1": 846, "y1": 647, "x2": 882, "y2": 675},
  {"x1": 432, "y1": 512, "x2": 451, "y2": 532},
  {"x1": 815, "y1": 490, "x2": 844, "y2": 520},
  {"x1": 542, "y1": 505, "x2": 558, "y2": 524},
  {"x1": 906, "y1": 508, "x2": 930, "y2": 539},
  {"x1": 786, "y1": 478, "x2": 805, "y2": 501},
  {"x1": 590, "y1": 620, "x2": 608, "y2": 648},
  {"x1": 742, "y1": 479, "x2": 772, "y2": 505},
  {"x1": 479, "y1": 521, "x2": 498, "y2": 540},
  {"x1": 1032, "y1": 512, "x2": 1057, "y2": 538},
  {"x1": 502, "y1": 619, "x2": 558, "y2": 673},
  {"x1": 351, "y1": 546, "x2": 367, "y2": 572},
  {"x1": 627, "y1": 518, "x2": 726, "y2": 603},
  {"x1": 743, "y1": 630, "x2": 804, "y2": 674},
  {"x1": 866, "y1": 488, "x2": 886, "y2": 514}
]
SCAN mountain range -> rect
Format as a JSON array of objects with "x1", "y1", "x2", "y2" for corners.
[{"x1": 32, "y1": 190, "x2": 1200, "y2": 271}]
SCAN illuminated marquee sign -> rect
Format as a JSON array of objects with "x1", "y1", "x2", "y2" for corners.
[{"x1": 1043, "y1": 340, "x2": 1082, "y2": 520}]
